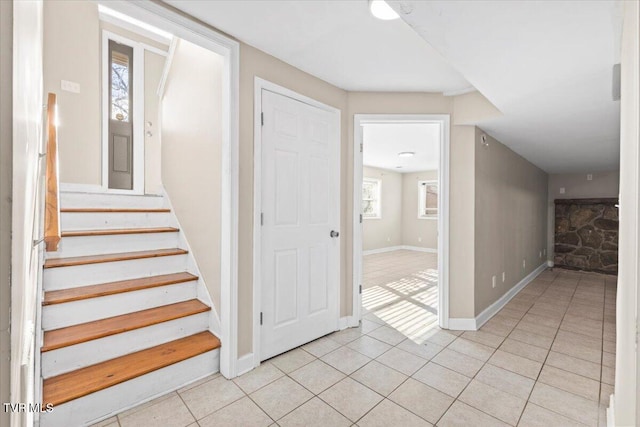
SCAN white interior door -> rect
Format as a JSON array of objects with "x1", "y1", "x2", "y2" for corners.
[{"x1": 260, "y1": 89, "x2": 340, "y2": 361}]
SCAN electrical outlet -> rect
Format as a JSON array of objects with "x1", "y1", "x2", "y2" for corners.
[
  {"x1": 492, "y1": 275, "x2": 496, "y2": 288},
  {"x1": 502, "y1": 272, "x2": 505, "y2": 282},
  {"x1": 587, "y1": 174, "x2": 593, "y2": 181},
  {"x1": 539, "y1": 251, "x2": 542, "y2": 258},
  {"x1": 387, "y1": 237, "x2": 391, "y2": 242},
  {"x1": 418, "y1": 237, "x2": 422, "y2": 242},
  {"x1": 523, "y1": 259, "x2": 526, "y2": 269},
  {"x1": 559, "y1": 187, "x2": 565, "y2": 194}
]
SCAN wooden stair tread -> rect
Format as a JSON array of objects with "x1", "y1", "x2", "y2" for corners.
[
  {"x1": 43, "y1": 331, "x2": 220, "y2": 406},
  {"x1": 43, "y1": 299, "x2": 210, "y2": 352},
  {"x1": 61, "y1": 227, "x2": 179, "y2": 237},
  {"x1": 43, "y1": 272, "x2": 198, "y2": 305},
  {"x1": 44, "y1": 248, "x2": 188, "y2": 269},
  {"x1": 61, "y1": 208, "x2": 170, "y2": 213}
]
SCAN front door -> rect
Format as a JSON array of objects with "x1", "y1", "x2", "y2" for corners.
[
  {"x1": 108, "y1": 40, "x2": 134, "y2": 190},
  {"x1": 260, "y1": 89, "x2": 340, "y2": 360}
]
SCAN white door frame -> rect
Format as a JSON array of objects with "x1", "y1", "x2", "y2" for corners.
[
  {"x1": 353, "y1": 114, "x2": 451, "y2": 329},
  {"x1": 252, "y1": 78, "x2": 341, "y2": 371},
  {"x1": 101, "y1": 30, "x2": 146, "y2": 195},
  {"x1": 97, "y1": 0, "x2": 241, "y2": 378}
]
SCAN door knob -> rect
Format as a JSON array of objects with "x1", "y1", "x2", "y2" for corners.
[{"x1": 330, "y1": 230, "x2": 339, "y2": 238}]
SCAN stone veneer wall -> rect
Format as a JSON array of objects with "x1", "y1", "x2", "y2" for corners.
[{"x1": 554, "y1": 198, "x2": 619, "y2": 274}]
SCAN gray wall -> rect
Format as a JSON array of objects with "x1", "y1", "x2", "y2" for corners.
[
  {"x1": 546, "y1": 171, "x2": 620, "y2": 262},
  {"x1": 1, "y1": 1, "x2": 13, "y2": 425},
  {"x1": 474, "y1": 128, "x2": 549, "y2": 315}
]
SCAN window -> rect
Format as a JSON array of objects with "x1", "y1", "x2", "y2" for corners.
[
  {"x1": 110, "y1": 46, "x2": 131, "y2": 122},
  {"x1": 362, "y1": 178, "x2": 381, "y2": 219},
  {"x1": 418, "y1": 180, "x2": 438, "y2": 218}
]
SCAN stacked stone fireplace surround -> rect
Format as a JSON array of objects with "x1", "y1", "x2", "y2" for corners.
[{"x1": 554, "y1": 198, "x2": 619, "y2": 274}]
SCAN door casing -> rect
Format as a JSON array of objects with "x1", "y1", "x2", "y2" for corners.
[
  {"x1": 253, "y1": 78, "x2": 341, "y2": 369},
  {"x1": 352, "y1": 114, "x2": 451, "y2": 329}
]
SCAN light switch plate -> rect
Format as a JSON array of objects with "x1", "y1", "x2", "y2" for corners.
[{"x1": 61, "y1": 80, "x2": 80, "y2": 94}]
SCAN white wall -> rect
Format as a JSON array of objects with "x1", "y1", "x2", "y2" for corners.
[
  {"x1": 161, "y1": 39, "x2": 224, "y2": 312},
  {"x1": 613, "y1": 1, "x2": 639, "y2": 425},
  {"x1": 1, "y1": 1, "x2": 13, "y2": 426},
  {"x1": 402, "y1": 170, "x2": 438, "y2": 250},
  {"x1": 362, "y1": 166, "x2": 402, "y2": 251},
  {"x1": 11, "y1": 2, "x2": 44, "y2": 426}
]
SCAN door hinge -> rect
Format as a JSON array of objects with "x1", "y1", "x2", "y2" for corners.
[
  {"x1": 260, "y1": 312, "x2": 263, "y2": 325},
  {"x1": 359, "y1": 214, "x2": 363, "y2": 224},
  {"x1": 261, "y1": 112, "x2": 264, "y2": 126},
  {"x1": 261, "y1": 212, "x2": 264, "y2": 226},
  {"x1": 360, "y1": 143, "x2": 363, "y2": 153},
  {"x1": 359, "y1": 284, "x2": 362, "y2": 294}
]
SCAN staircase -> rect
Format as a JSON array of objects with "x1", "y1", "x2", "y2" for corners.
[{"x1": 39, "y1": 191, "x2": 221, "y2": 427}]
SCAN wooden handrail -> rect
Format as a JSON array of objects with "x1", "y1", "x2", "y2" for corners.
[{"x1": 44, "y1": 93, "x2": 61, "y2": 252}]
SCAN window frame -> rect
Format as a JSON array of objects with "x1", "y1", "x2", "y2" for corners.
[
  {"x1": 362, "y1": 177, "x2": 382, "y2": 219},
  {"x1": 418, "y1": 180, "x2": 438, "y2": 220}
]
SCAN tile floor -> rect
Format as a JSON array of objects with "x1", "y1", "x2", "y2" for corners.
[{"x1": 93, "y1": 266, "x2": 616, "y2": 427}]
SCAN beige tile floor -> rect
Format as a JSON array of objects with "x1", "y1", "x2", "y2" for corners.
[{"x1": 93, "y1": 262, "x2": 616, "y2": 427}]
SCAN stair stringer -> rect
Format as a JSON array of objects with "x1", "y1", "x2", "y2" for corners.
[{"x1": 162, "y1": 188, "x2": 222, "y2": 343}]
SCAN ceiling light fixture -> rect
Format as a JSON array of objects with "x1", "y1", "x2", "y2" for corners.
[
  {"x1": 398, "y1": 151, "x2": 415, "y2": 157},
  {"x1": 369, "y1": 0, "x2": 400, "y2": 20}
]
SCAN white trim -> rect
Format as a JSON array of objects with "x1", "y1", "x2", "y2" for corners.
[
  {"x1": 362, "y1": 245, "x2": 437, "y2": 256},
  {"x1": 353, "y1": 114, "x2": 450, "y2": 329},
  {"x1": 236, "y1": 354, "x2": 255, "y2": 377},
  {"x1": 96, "y1": 0, "x2": 240, "y2": 379},
  {"x1": 402, "y1": 245, "x2": 437, "y2": 253},
  {"x1": 59, "y1": 183, "x2": 106, "y2": 193},
  {"x1": 338, "y1": 316, "x2": 360, "y2": 330},
  {"x1": 607, "y1": 394, "x2": 615, "y2": 427},
  {"x1": 362, "y1": 246, "x2": 403, "y2": 256},
  {"x1": 448, "y1": 318, "x2": 477, "y2": 330},
  {"x1": 101, "y1": 30, "x2": 146, "y2": 195},
  {"x1": 157, "y1": 37, "x2": 177, "y2": 98},
  {"x1": 442, "y1": 87, "x2": 477, "y2": 97},
  {"x1": 253, "y1": 78, "x2": 342, "y2": 369},
  {"x1": 98, "y1": 4, "x2": 172, "y2": 45},
  {"x1": 448, "y1": 262, "x2": 547, "y2": 331}
]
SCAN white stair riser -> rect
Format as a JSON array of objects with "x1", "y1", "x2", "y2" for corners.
[
  {"x1": 40, "y1": 350, "x2": 219, "y2": 427},
  {"x1": 49, "y1": 232, "x2": 180, "y2": 258},
  {"x1": 61, "y1": 212, "x2": 175, "y2": 231},
  {"x1": 42, "y1": 282, "x2": 197, "y2": 330},
  {"x1": 42, "y1": 313, "x2": 210, "y2": 378},
  {"x1": 43, "y1": 254, "x2": 189, "y2": 290},
  {"x1": 60, "y1": 192, "x2": 166, "y2": 209}
]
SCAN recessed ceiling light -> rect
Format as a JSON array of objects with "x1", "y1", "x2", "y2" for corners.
[
  {"x1": 396, "y1": 166, "x2": 403, "y2": 169},
  {"x1": 369, "y1": 0, "x2": 400, "y2": 20},
  {"x1": 398, "y1": 151, "x2": 415, "y2": 157}
]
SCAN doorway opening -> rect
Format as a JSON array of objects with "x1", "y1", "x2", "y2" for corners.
[{"x1": 353, "y1": 115, "x2": 450, "y2": 344}]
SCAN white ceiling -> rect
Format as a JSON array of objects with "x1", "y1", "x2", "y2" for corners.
[
  {"x1": 390, "y1": 0, "x2": 623, "y2": 173},
  {"x1": 163, "y1": 0, "x2": 471, "y2": 92},
  {"x1": 164, "y1": 0, "x2": 623, "y2": 174},
  {"x1": 363, "y1": 123, "x2": 440, "y2": 173}
]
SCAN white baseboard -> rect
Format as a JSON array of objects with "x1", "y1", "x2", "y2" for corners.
[
  {"x1": 338, "y1": 316, "x2": 359, "y2": 330},
  {"x1": 401, "y1": 245, "x2": 437, "y2": 253},
  {"x1": 363, "y1": 246, "x2": 403, "y2": 256},
  {"x1": 60, "y1": 183, "x2": 105, "y2": 193},
  {"x1": 475, "y1": 262, "x2": 547, "y2": 329},
  {"x1": 448, "y1": 262, "x2": 547, "y2": 331},
  {"x1": 448, "y1": 318, "x2": 476, "y2": 330},
  {"x1": 606, "y1": 394, "x2": 615, "y2": 427},
  {"x1": 236, "y1": 353, "x2": 255, "y2": 377},
  {"x1": 363, "y1": 245, "x2": 437, "y2": 256}
]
